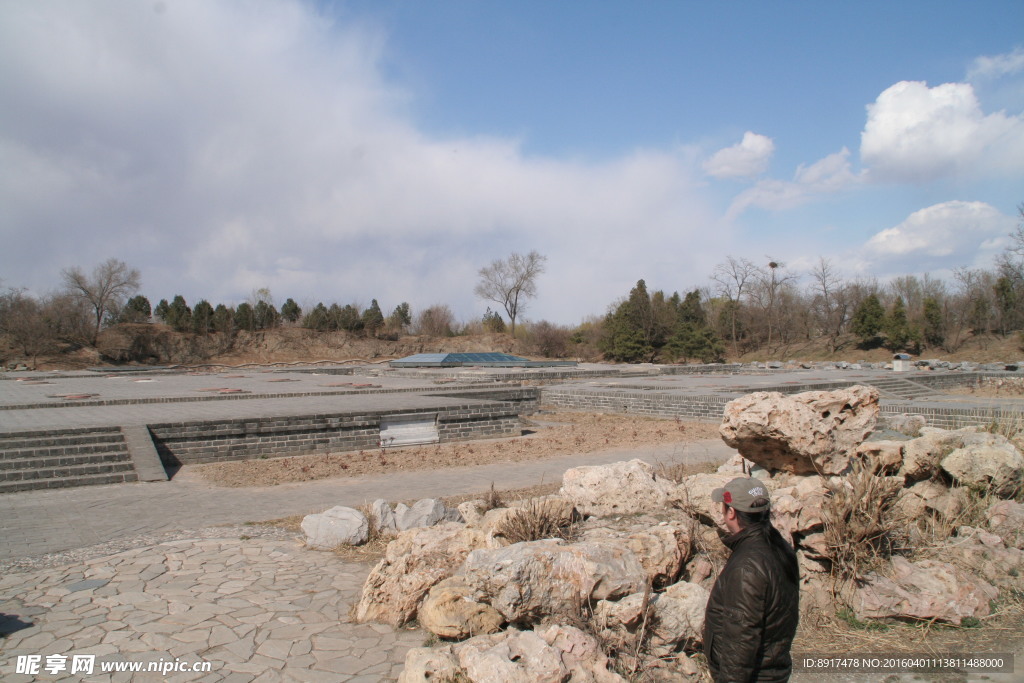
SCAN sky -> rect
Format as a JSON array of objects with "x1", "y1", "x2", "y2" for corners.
[{"x1": 2, "y1": 0, "x2": 1023, "y2": 326}]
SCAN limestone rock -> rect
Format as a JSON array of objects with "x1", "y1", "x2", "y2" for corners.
[
  {"x1": 854, "y1": 557, "x2": 998, "y2": 625},
  {"x1": 560, "y1": 459, "x2": 679, "y2": 516},
  {"x1": 899, "y1": 429, "x2": 971, "y2": 481},
  {"x1": 650, "y1": 581, "x2": 709, "y2": 651},
  {"x1": 988, "y1": 500, "x2": 1024, "y2": 549},
  {"x1": 854, "y1": 440, "x2": 904, "y2": 475},
  {"x1": 394, "y1": 498, "x2": 449, "y2": 531},
  {"x1": 369, "y1": 499, "x2": 397, "y2": 535},
  {"x1": 400, "y1": 625, "x2": 625, "y2": 683},
  {"x1": 458, "y1": 499, "x2": 488, "y2": 527},
  {"x1": 418, "y1": 577, "x2": 504, "y2": 639},
  {"x1": 941, "y1": 433, "x2": 1024, "y2": 498},
  {"x1": 719, "y1": 385, "x2": 880, "y2": 474},
  {"x1": 301, "y1": 506, "x2": 368, "y2": 549},
  {"x1": 355, "y1": 523, "x2": 487, "y2": 626},
  {"x1": 896, "y1": 479, "x2": 969, "y2": 521},
  {"x1": 770, "y1": 475, "x2": 829, "y2": 542},
  {"x1": 583, "y1": 522, "x2": 693, "y2": 587},
  {"x1": 947, "y1": 526, "x2": 1024, "y2": 589},
  {"x1": 456, "y1": 539, "x2": 646, "y2": 623}
]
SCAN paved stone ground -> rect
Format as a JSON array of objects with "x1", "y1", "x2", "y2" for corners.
[
  {"x1": 0, "y1": 440, "x2": 732, "y2": 682},
  {"x1": 1, "y1": 537, "x2": 421, "y2": 682}
]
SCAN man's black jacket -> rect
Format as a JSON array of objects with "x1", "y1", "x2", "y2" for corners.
[{"x1": 703, "y1": 523, "x2": 800, "y2": 683}]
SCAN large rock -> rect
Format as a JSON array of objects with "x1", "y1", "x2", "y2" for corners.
[
  {"x1": 399, "y1": 625, "x2": 625, "y2": 683},
  {"x1": 899, "y1": 428, "x2": 973, "y2": 481},
  {"x1": 896, "y1": 479, "x2": 969, "y2": 522},
  {"x1": 945, "y1": 526, "x2": 1024, "y2": 589},
  {"x1": 355, "y1": 523, "x2": 487, "y2": 626},
  {"x1": 649, "y1": 581, "x2": 710, "y2": 652},
  {"x1": 941, "y1": 433, "x2": 1024, "y2": 498},
  {"x1": 595, "y1": 581, "x2": 709, "y2": 657},
  {"x1": 394, "y1": 498, "x2": 450, "y2": 531},
  {"x1": 582, "y1": 522, "x2": 694, "y2": 587},
  {"x1": 455, "y1": 539, "x2": 647, "y2": 624},
  {"x1": 988, "y1": 500, "x2": 1024, "y2": 549},
  {"x1": 369, "y1": 499, "x2": 397, "y2": 535},
  {"x1": 854, "y1": 556, "x2": 998, "y2": 625},
  {"x1": 719, "y1": 385, "x2": 880, "y2": 474},
  {"x1": 417, "y1": 577, "x2": 504, "y2": 639},
  {"x1": 854, "y1": 440, "x2": 904, "y2": 475},
  {"x1": 770, "y1": 475, "x2": 829, "y2": 543},
  {"x1": 301, "y1": 506, "x2": 369, "y2": 549},
  {"x1": 561, "y1": 459, "x2": 680, "y2": 516}
]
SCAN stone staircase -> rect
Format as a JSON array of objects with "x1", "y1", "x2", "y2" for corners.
[
  {"x1": 865, "y1": 377, "x2": 943, "y2": 400},
  {"x1": 0, "y1": 426, "x2": 139, "y2": 493}
]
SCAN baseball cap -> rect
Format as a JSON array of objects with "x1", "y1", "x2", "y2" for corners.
[{"x1": 711, "y1": 477, "x2": 771, "y2": 512}]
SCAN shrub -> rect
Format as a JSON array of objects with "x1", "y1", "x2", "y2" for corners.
[{"x1": 493, "y1": 498, "x2": 578, "y2": 544}]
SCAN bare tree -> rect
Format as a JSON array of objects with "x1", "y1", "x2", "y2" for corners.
[
  {"x1": 0, "y1": 289, "x2": 56, "y2": 367},
  {"x1": 809, "y1": 257, "x2": 849, "y2": 352},
  {"x1": 751, "y1": 258, "x2": 798, "y2": 351},
  {"x1": 61, "y1": 258, "x2": 141, "y2": 345},
  {"x1": 711, "y1": 256, "x2": 758, "y2": 356},
  {"x1": 474, "y1": 251, "x2": 547, "y2": 336}
]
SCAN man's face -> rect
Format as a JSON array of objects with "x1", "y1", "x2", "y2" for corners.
[{"x1": 721, "y1": 502, "x2": 741, "y2": 534}]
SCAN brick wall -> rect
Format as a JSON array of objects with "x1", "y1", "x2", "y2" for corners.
[
  {"x1": 149, "y1": 401, "x2": 525, "y2": 466},
  {"x1": 541, "y1": 386, "x2": 1024, "y2": 431}
]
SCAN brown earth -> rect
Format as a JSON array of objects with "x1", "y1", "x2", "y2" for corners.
[{"x1": 196, "y1": 411, "x2": 720, "y2": 488}]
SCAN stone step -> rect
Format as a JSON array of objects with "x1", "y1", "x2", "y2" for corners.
[
  {"x1": 0, "y1": 441, "x2": 129, "y2": 462},
  {"x1": 0, "y1": 460, "x2": 137, "y2": 485},
  {"x1": 0, "y1": 450, "x2": 133, "y2": 472},
  {"x1": 0, "y1": 470, "x2": 139, "y2": 494}
]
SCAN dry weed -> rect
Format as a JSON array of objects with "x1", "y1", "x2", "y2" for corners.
[
  {"x1": 821, "y1": 462, "x2": 906, "y2": 585},
  {"x1": 493, "y1": 498, "x2": 579, "y2": 544}
]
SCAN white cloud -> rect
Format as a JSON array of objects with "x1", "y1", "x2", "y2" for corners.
[
  {"x1": 860, "y1": 80, "x2": 1024, "y2": 182},
  {"x1": 0, "y1": 0, "x2": 726, "y2": 324},
  {"x1": 861, "y1": 200, "x2": 1012, "y2": 271},
  {"x1": 703, "y1": 132, "x2": 775, "y2": 178},
  {"x1": 968, "y1": 46, "x2": 1024, "y2": 80},
  {"x1": 726, "y1": 148, "x2": 859, "y2": 218}
]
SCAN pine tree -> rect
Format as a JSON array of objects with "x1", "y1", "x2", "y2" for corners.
[{"x1": 851, "y1": 294, "x2": 884, "y2": 346}]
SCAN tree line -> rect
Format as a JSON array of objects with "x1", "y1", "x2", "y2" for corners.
[{"x1": 2, "y1": 212, "x2": 1023, "y2": 365}]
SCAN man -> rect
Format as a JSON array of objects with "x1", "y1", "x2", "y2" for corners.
[{"x1": 703, "y1": 477, "x2": 800, "y2": 683}]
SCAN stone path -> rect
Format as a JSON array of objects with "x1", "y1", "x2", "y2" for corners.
[
  {"x1": 0, "y1": 440, "x2": 733, "y2": 682},
  {"x1": 1, "y1": 537, "x2": 422, "y2": 682}
]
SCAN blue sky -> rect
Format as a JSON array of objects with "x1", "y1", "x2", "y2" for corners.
[{"x1": 2, "y1": 1, "x2": 1023, "y2": 325}]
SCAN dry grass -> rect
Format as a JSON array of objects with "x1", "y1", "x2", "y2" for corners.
[
  {"x1": 195, "y1": 411, "x2": 720, "y2": 488},
  {"x1": 493, "y1": 498, "x2": 580, "y2": 544},
  {"x1": 821, "y1": 462, "x2": 906, "y2": 585}
]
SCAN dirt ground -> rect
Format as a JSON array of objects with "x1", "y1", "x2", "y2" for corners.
[{"x1": 197, "y1": 411, "x2": 720, "y2": 487}]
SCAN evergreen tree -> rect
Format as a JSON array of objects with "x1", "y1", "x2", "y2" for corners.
[
  {"x1": 388, "y1": 302, "x2": 412, "y2": 332},
  {"x1": 883, "y1": 297, "x2": 920, "y2": 352},
  {"x1": 280, "y1": 298, "x2": 301, "y2": 324},
  {"x1": 192, "y1": 300, "x2": 214, "y2": 334},
  {"x1": 922, "y1": 296, "x2": 944, "y2": 347},
  {"x1": 154, "y1": 298, "x2": 170, "y2": 323},
  {"x1": 120, "y1": 295, "x2": 152, "y2": 323},
  {"x1": 850, "y1": 294, "x2": 884, "y2": 346},
  {"x1": 361, "y1": 299, "x2": 385, "y2": 336},
  {"x1": 253, "y1": 300, "x2": 279, "y2": 330},
  {"x1": 599, "y1": 280, "x2": 655, "y2": 362},
  {"x1": 338, "y1": 304, "x2": 363, "y2": 332},
  {"x1": 303, "y1": 303, "x2": 331, "y2": 331},
  {"x1": 482, "y1": 307, "x2": 506, "y2": 333},
  {"x1": 165, "y1": 295, "x2": 192, "y2": 333},
  {"x1": 212, "y1": 304, "x2": 234, "y2": 333},
  {"x1": 234, "y1": 302, "x2": 255, "y2": 332}
]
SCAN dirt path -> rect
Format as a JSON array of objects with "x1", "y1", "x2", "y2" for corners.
[{"x1": 196, "y1": 411, "x2": 721, "y2": 487}]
